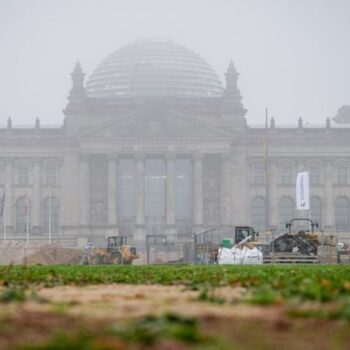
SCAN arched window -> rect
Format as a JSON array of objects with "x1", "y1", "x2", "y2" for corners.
[
  {"x1": 251, "y1": 197, "x2": 266, "y2": 230},
  {"x1": 310, "y1": 196, "x2": 322, "y2": 229},
  {"x1": 44, "y1": 197, "x2": 59, "y2": 233},
  {"x1": 335, "y1": 197, "x2": 349, "y2": 231},
  {"x1": 16, "y1": 197, "x2": 31, "y2": 233},
  {"x1": 279, "y1": 196, "x2": 294, "y2": 229}
]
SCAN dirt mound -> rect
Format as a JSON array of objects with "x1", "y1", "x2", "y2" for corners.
[
  {"x1": 0, "y1": 240, "x2": 37, "y2": 265},
  {"x1": 0, "y1": 241, "x2": 83, "y2": 265},
  {"x1": 24, "y1": 245, "x2": 83, "y2": 265}
]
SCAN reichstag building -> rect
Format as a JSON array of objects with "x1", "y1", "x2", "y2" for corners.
[{"x1": 1, "y1": 39, "x2": 350, "y2": 246}]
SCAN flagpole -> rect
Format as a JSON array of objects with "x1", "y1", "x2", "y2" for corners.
[
  {"x1": 49, "y1": 185, "x2": 52, "y2": 245},
  {"x1": 3, "y1": 200, "x2": 6, "y2": 242},
  {"x1": 0, "y1": 188, "x2": 5, "y2": 241},
  {"x1": 26, "y1": 195, "x2": 29, "y2": 245},
  {"x1": 264, "y1": 107, "x2": 270, "y2": 230}
]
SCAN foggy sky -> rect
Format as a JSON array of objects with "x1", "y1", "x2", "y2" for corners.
[{"x1": 0, "y1": 0, "x2": 349, "y2": 127}]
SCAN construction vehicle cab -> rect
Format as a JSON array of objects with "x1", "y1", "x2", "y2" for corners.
[
  {"x1": 81, "y1": 236, "x2": 138, "y2": 265},
  {"x1": 106, "y1": 236, "x2": 138, "y2": 264},
  {"x1": 234, "y1": 226, "x2": 259, "y2": 244},
  {"x1": 270, "y1": 218, "x2": 320, "y2": 259},
  {"x1": 285, "y1": 218, "x2": 319, "y2": 234}
]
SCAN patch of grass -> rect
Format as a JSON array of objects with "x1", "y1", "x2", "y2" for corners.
[
  {"x1": 50, "y1": 303, "x2": 69, "y2": 315},
  {"x1": 19, "y1": 332, "x2": 99, "y2": 350},
  {"x1": 0, "y1": 287, "x2": 26, "y2": 303},
  {"x1": 20, "y1": 315, "x2": 229, "y2": 350},
  {"x1": 198, "y1": 287, "x2": 226, "y2": 304},
  {"x1": 1, "y1": 264, "x2": 350, "y2": 305},
  {"x1": 110, "y1": 313, "x2": 227, "y2": 348},
  {"x1": 289, "y1": 302, "x2": 350, "y2": 321},
  {"x1": 248, "y1": 285, "x2": 281, "y2": 305}
]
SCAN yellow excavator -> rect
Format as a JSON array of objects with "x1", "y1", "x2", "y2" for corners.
[{"x1": 82, "y1": 236, "x2": 139, "y2": 265}]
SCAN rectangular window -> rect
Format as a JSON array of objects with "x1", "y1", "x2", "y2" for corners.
[
  {"x1": 254, "y1": 166, "x2": 265, "y2": 185},
  {"x1": 338, "y1": 167, "x2": 347, "y2": 185},
  {"x1": 310, "y1": 167, "x2": 320, "y2": 185},
  {"x1": 281, "y1": 167, "x2": 292, "y2": 185},
  {"x1": 46, "y1": 167, "x2": 57, "y2": 186},
  {"x1": 18, "y1": 167, "x2": 28, "y2": 186},
  {"x1": 0, "y1": 167, "x2": 4, "y2": 185}
]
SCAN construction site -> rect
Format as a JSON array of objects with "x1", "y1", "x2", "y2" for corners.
[{"x1": 1, "y1": 217, "x2": 349, "y2": 267}]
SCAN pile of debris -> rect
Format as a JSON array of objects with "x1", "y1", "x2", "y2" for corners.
[
  {"x1": 0, "y1": 240, "x2": 83, "y2": 265},
  {"x1": 0, "y1": 240, "x2": 37, "y2": 265},
  {"x1": 272, "y1": 231, "x2": 318, "y2": 256},
  {"x1": 24, "y1": 245, "x2": 83, "y2": 265}
]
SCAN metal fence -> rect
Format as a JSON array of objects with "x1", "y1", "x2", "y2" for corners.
[
  {"x1": 145, "y1": 233, "x2": 195, "y2": 264},
  {"x1": 1, "y1": 227, "x2": 350, "y2": 265}
]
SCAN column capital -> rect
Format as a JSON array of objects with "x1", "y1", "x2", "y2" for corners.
[
  {"x1": 31, "y1": 157, "x2": 42, "y2": 166},
  {"x1": 165, "y1": 152, "x2": 177, "y2": 161},
  {"x1": 323, "y1": 157, "x2": 335, "y2": 166},
  {"x1": 108, "y1": 153, "x2": 118, "y2": 162},
  {"x1": 4, "y1": 156, "x2": 15, "y2": 166},
  {"x1": 192, "y1": 152, "x2": 204, "y2": 162},
  {"x1": 135, "y1": 153, "x2": 146, "y2": 162},
  {"x1": 79, "y1": 153, "x2": 90, "y2": 162},
  {"x1": 221, "y1": 152, "x2": 233, "y2": 162}
]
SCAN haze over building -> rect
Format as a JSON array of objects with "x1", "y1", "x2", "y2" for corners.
[{"x1": 0, "y1": 39, "x2": 349, "y2": 249}]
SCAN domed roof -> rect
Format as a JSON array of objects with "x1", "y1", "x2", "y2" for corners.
[{"x1": 86, "y1": 39, "x2": 223, "y2": 98}]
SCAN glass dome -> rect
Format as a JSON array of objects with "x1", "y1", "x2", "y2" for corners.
[{"x1": 86, "y1": 39, "x2": 223, "y2": 98}]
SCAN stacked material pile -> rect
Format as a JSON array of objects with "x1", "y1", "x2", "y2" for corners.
[
  {"x1": 272, "y1": 232, "x2": 318, "y2": 256},
  {"x1": 24, "y1": 245, "x2": 83, "y2": 265},
  {"x1": 0, "y1": 240, "x2": 83, "y2": 265},
  {"x1": 0, "y1": 240, "x2": 37, "y2": 265}
]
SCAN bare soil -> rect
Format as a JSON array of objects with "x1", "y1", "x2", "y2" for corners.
[
  {"x1": 0, "y1": 284, "x2": 349, "y2": 349},
  {"x1": 0, "y1": 241, "x2": 83, "y2": 265}
]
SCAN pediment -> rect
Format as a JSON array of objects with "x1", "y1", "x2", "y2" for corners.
[{"x1": 82, "y1": 108, "x2": 234, "y2": 139}]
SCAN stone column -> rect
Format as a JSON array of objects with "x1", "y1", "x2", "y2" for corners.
[
  {"x1": 269, "y1": 160, "x2": 279, "y2": 228},
  {"x1": 324, "y1": 160, "x2": 334, "y2": 229},
  {"x1": 79, "y1": 154, "x2": 90, "y2": 229},
  {"x1": 4, "y1": 158, "x2": 14, "y2": 232},
  {"x1": 231, "y1": 153, "x2": 247, "y2": 226},
  {"x1": 32, "y1": 158, "x2": 42, "y2": 232},
  {"x1": 220, "y1": 153, "x2": 232, "y2": 226},
  {"x1": 165, "y1": 153, "x2": 176, "y2": 234},
  {"x1": 135, "y1": 154, "x2": 145, "y2": 240},
  {"x1": 107, "y1": 154, "x2": 118, "y2": 234},
  {"x1": 193, "y1": 153, "x2": 203, "y2": 231}
]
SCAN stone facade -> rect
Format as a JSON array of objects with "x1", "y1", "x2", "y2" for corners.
[{"x1": 1, "y1": 41, "x2": 350, "y2": 247}]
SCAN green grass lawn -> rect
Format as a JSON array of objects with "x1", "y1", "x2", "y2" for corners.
[
  {"x1": 2, "y1": 264, "x2": 350, "y2": 349},
  {"x1": 1, "y1": 264, "x2": 350, "y2": 304}
]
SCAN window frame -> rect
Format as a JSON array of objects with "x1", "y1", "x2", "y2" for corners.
[
  {"x1": 18, "y1": 167, "x2": 29, "y2": 187},
  {"x1": 280, "y1": 166, "x2": 292, "y2": 185}
]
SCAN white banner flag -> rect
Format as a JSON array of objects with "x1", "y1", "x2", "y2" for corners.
[{"x1": 296, "y1": 172, "x2": 310, "y2": 210}]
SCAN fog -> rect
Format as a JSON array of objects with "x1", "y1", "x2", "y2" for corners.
[{"x1": 0, "y1": 0, "x2": 349, "y2": 126}]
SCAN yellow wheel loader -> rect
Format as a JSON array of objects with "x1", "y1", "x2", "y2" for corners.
[{"x1": 82, "y1": 236, "x2": 139, "y2": 265}]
